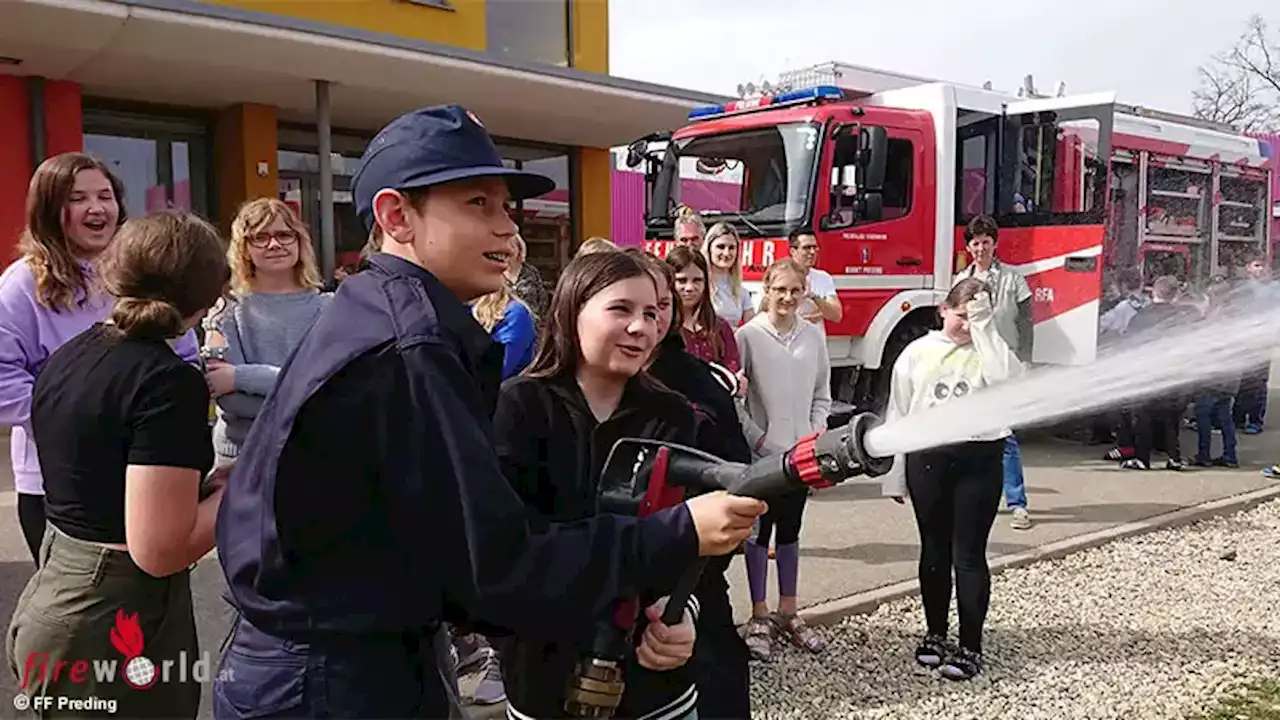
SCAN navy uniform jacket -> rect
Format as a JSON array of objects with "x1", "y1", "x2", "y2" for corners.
[{"x1": 215, "y1": 254, "x2": 699, "y2": 646}]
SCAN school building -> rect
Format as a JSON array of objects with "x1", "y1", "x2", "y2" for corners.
[{"x1": 0, "y1": 0, "x2": 729, "y2": 280}]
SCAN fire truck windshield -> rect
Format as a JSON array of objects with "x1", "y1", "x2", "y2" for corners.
[{"x1": 654, "y1": 122, "x2": 820, "y2": 234}]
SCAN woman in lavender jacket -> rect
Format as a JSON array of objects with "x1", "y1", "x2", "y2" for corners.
[{"x1": 0, "y1": 153, "x2": 200, "y2": 566}]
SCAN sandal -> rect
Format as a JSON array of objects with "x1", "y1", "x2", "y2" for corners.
[
  {"x1": 775, "y1": 612, "x2": 827, "y2": 654},
  {"x1": 741, "y1": 616, "x2": 775, "y2": 662}
]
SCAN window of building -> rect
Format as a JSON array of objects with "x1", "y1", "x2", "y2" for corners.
[
  {"x1": 485, "y1": 0, "x2": 570, "y2": 67},
  {"x1": 83, "y1": 109, "x2": 211, "y2": 221}
]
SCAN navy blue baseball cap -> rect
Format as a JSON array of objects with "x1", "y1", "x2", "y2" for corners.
[{"x1": 352, "y1": 104, "x2": 556, "y2": 230}]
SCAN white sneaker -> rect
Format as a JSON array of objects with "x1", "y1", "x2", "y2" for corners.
[{"x1": 1010, "y1": 507, "x2": 1032, "y2": 530}]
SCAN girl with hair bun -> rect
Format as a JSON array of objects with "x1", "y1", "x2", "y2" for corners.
[
  {"x1": 8, "y1": 211, "x2": 230, "y2": 718},
  {"x1": 0, "y1": 152, "x2": 200, "y2": 566}
]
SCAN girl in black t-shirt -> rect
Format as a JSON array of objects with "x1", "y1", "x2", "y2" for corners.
[
  {"x1": 8, "y1": 212, "x2": 230, "y2": 719},
  {"x1": 493, "y1": 251, "x2": 704, "y2": 720}
]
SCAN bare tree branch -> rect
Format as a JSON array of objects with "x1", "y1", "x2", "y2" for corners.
[{"x1": 1193, "y1": 14, "x2": 1280, "y2": 132}]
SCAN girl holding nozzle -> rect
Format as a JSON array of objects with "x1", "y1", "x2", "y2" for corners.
[
  {"x1": 882, "y1": 278, "x2": 1023, "y2": 681},
  {"x1": 736, "y1": 258, "x2": 832, "y2": 662},
  {"x1": 493, "y1": 250, "x2": 765, "y2": 720}
]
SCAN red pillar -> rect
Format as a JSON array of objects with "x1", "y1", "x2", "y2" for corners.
[
  {"x1": 0, "y1": 78, "x2": 83, "y2": 262},
  {"x1": 0, "y1": 76, "x2": 32, "y2": 261},
  {"x1": 44, "y1": 80, "x2": 83, "y2": 157}
]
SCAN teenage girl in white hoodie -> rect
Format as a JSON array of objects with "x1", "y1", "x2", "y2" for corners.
[
  {"x1": 882, "y1": 277, "x2": 1022, "y2": 681},
  {"x1": 735, "y1": 258, "x2": 831, "y2": 662}
]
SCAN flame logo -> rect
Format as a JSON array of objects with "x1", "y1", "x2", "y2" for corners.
[
  {"x1": 110, "y1": 610, "x2": 157, "y2": 690},
  {"x1": 110, "y1": 610, "x2": 144, "y2": 659}
]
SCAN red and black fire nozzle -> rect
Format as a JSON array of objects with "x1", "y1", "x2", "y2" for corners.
[{"x1": 564, "y1": 412, "x2": 892, "y2": 717}]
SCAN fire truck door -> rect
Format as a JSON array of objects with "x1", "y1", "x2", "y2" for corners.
[{"x1": 997, "y1": 92, "x2": 1116, "y2": 366}]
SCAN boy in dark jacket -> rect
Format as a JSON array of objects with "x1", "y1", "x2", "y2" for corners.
[{"x1": 1121, "y1": 276, "x2": 1193, "y2": 471}]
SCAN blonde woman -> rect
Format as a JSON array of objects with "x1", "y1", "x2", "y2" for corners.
[
  {"x1": 703, "y1": 222, "x2": 755, "y2": 327},
  {"x1": 503, "y1": 232, "x2": 549, "y2": 319},
  {"x1": 203, "y1": 198, "x2": 331, "y2": 466},
  {"x1": 472, "y1": 281, "x2": 536, "y2": 380},
  {"x1": 575, "y1": 235, "x2": 617, "y2": 257}
]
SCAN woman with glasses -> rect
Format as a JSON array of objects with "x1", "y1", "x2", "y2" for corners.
[{"x1": 203, "y1": 198, "x2": 331, "y2": 467}]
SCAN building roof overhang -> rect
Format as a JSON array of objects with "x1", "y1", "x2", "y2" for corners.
[{"x1": 0, "y1": 0, "x2": 733, "y2": 148}]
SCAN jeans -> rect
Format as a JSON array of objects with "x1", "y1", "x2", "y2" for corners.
[
  {"x1": 1195, "y1": 392, "x2": 1238, "y2": 463},
  {"x1": 214, "y1": 618, "x2": 462, "y2": 719},
  {"x1": 1003, "y1": 434, "x2": 1028, "y2": 510}
]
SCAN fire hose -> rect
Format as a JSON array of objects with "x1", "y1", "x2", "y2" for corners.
[{"x1": 563, "y1": 412, "x2": 893, "y2": 717}]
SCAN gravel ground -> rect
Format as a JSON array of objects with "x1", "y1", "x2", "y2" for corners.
[{"x1": 751, "y1": 499, "x2": 1280, "y2": 720}]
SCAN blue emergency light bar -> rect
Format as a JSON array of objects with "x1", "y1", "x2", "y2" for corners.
[{"x1": 687, "y1": 85, "x2": 845, "y2": 122}]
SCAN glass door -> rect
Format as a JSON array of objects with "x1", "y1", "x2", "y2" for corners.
[{"x1": 83, "y1": 109, "x2": 211, "y2": 220}]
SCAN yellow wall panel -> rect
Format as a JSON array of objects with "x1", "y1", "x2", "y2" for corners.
[
  {"x1": 200, "y1": 0, "x2": 487, "y2": 51},
  {"x1": 576, "y1": 147, "x2": 611, "y2": 242},
  {"x1": 571, "y1": 0, "x2": 608, "y2": 73}
]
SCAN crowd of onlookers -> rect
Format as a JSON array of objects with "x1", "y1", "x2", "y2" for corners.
[{"x1": 1092, "y1": 255, "x2": 1275, "y2": 473}]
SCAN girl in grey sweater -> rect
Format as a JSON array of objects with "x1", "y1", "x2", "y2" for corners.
[
  {"x1": 204, "y1": 199, "x2": 330, "y2": 465},
  {"x1": 735, "y1": 258, "x2": 832, "y2": 662}
]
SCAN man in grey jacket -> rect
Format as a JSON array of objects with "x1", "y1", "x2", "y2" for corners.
[{"x1": 954, "y1": 215, "x2": 1034, "y2": 530}]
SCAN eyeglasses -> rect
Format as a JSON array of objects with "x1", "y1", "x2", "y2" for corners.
[
  {"x1": 248, "y1": 230, "x2": 299, "y2": 248},
  {"x1": 794, "y1": 244, "x2": 819, "y2": 253}
]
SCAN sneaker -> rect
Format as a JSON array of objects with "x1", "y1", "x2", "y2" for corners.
[
  {"x1": 1009, "y1": 507, "x2": 1032, "y2": 530},
  {"x1": 1244, "y1": 423, "x2": 1264, "y2": 435},
  {"x1": 1165, "y1": 459, "x2": 1184, "y2": 471},
  {"x1": 914, "y1": 634, "x2": 950, "y2": 668},
  {"x1": 1263, "y1": 465, "x2": 1280, "y2": 479},
  {"x1": 453, "y1": 634, "x2": 489, "y2": 677},
  {"x1": 939, "y1": 647, "x2": 983, "y2": 681},
  {"x1": 1121, "y1": 458, "x2": 1148, "y2": 470},
  {"x1": 1212, "y1": 457, "x2": 1240, "y2": 469},
  {"x1": 472, "y1": 651, "x2": 506, "y2": 706}
]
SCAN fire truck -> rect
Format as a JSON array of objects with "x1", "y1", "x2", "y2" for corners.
[{"x1": 630, "y1": 64, "x2": 1274, "y2": 410}]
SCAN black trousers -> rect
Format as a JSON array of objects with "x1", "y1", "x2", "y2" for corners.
[
  {"x1": 690, "y1": 563, "x2": 751, "y2": 719},
  {"x1": 17, "y1": 494, "x2": 46, "y2": 568},
  {"x1": 1134, "y1": 399, "x2": 1184, "y2": 466},
  {"x1": 905, "y1": 440, "x2": 1003, "y2": 653},
  {"x1": 753, "y1": 488, "x2": 807, "y2": 546},
  {"x1": 1235, "y1": 364, "x2": 1270, "y2": 426}
]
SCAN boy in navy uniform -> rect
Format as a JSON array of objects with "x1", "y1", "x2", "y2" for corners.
[{"x1": 212, "y1": 105, "x2": 765, "y2": 719}]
